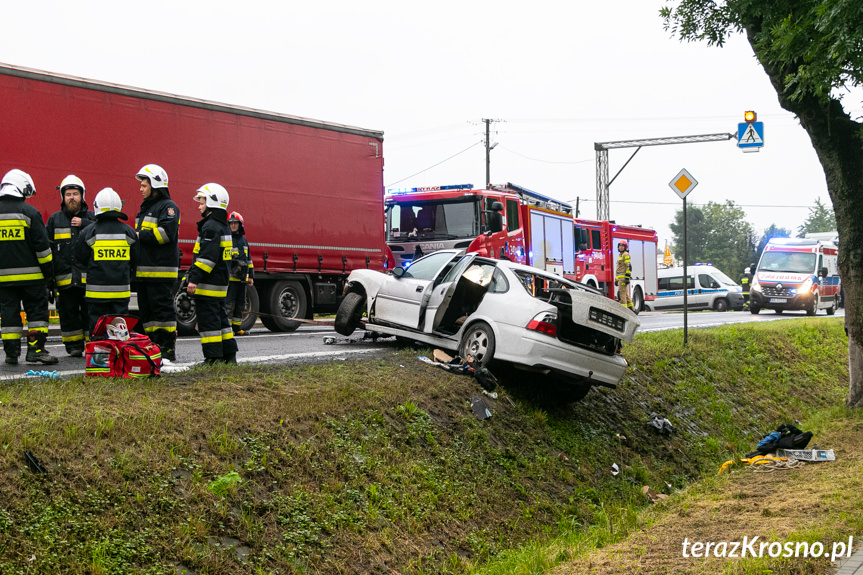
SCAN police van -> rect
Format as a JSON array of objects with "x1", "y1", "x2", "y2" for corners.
[
  {"x1": 653, "y1": 265, "x2": 744, "y2": 312},
  {"x1": 750, "y1": 238, "x2": 840, "y2": 315}
]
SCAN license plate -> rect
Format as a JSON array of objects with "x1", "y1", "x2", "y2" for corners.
[{"x1": 769, "y1": 298, "x2": 787, "y2": 303}]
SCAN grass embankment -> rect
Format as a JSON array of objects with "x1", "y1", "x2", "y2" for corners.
[{"x1": 0, "y1": 318, "x2": 853, "y2": 574}]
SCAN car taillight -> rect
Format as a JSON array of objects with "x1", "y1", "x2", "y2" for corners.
[{"x1": 527, "y1": 312, "x2": 558, "y2": 337}]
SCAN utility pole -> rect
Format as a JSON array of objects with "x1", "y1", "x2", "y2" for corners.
[{"x1": 484, "y1": 118, "x2": 492, "y2": 187}]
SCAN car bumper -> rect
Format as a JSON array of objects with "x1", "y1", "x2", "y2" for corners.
[
  {"x1": 728, "y1": 292, "x2": 745, "y2": 311},
  {"x1": 494, "y1": 322, "x2": 628, "y2": 386},
  {"x1": 751, "y1": 290, "x2": 816, "y2": 310}
]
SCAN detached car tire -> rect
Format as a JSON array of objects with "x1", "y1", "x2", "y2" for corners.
[
  {"x1": 334, "y1": 292, "x2": 366, "y2": 336},
  {"x1": 459, "y1": 321, "x2": 496, "y2": 366}
]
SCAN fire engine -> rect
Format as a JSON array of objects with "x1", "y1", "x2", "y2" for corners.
[
  {"x1": 573, "y1": 219, "x2": 658, "y2": 313},
  {"x1": 385, "y1": 183, "x2": 658, "y2": 312},
  {"x1": 386, "y1": 182, "x2": 574, "y2": 273}
]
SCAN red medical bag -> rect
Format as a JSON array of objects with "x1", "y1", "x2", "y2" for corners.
[{"x1": 84, "y1": 316, "x2": 162, "y2": 378}]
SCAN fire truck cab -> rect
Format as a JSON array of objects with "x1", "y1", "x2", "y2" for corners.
[{"x1": 385, "y1": 183, "x2": 574, "y2": 276}]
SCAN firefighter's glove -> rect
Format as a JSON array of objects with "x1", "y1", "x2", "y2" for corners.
[
  {"x1": 46, "y1": 278, "x2": 55, "y2": 305},
  {"x1": 624, "y1": 278, "x2": 630, "y2": 285}
]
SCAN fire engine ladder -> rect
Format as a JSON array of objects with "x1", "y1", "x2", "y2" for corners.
[{"x1": 594, "y1": 132, "x2": 736, "y2": 220}]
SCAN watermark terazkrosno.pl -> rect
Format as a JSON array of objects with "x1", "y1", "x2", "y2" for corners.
[{"x1": 682, "y1": 536, "x2": 855, "y2": 562}]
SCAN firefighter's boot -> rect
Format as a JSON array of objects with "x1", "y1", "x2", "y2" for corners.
[
  {"x1": 66, "y1": 342, "x2": 85, "y2": 358},
  {"x1": 222, "y1": 353, "x2": 237, "y2": 365},
  {"x1": 25, "y1": 331, "x2": 58, "y2": 365},
  {"x1": 4, "y1": 339, "x2": 21, "y2": 365}
]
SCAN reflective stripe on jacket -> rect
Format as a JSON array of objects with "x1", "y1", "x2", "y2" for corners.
[
  {"x1": 134, "y1": 193, "x2": 180, "y2": 282},
  {"x1": 0, "y1": 197, "x2": 53, "y2": 285},
  {"x1": 188, "y1": 209, "x2": 231, "y2": 299}
]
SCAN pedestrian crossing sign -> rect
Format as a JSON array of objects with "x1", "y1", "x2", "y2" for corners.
[{"x1": 737, "y1": 122, "x2": 764, "y2": 149}]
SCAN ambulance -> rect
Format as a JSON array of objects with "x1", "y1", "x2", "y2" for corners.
[{"x1": 750, "y1": 238, "x2": 840, "y2": 315}]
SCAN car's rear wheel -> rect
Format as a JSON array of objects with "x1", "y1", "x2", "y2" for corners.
[
  {"x1": 827, "y1": 298, "x2": 837, "y2": 316},
  {"x1": 459, "y1": 321, "x2": 495, "y2": 366},
  {"x1": 334, "y1": 292, "x2": 366, "y2": 336}
]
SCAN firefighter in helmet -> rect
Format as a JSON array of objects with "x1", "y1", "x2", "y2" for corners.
[
  {"x1": 0, "y1": 169, "x2": 58, "y2": 365},
  {"x1": 227, "y1": 211, "x2": 254, "y2": 335},
  {"x1": 741, "y1": 263, "x2": 754, "y2": 308},
  {"x1": 134, "y1": 164, "x2": 180, "y2": 361},
  {"x1": 47, "y1": 175, "x2": 96, "y2": 356},
  {"x1": 187, "y1": 183, "x2": 237, "y2": 365},
  {"x1": 616, "y1": 239, "x2": 633, "y2": 310},
  {"x1": 75, "y1": 188, "x2": 139, "y2": 334}
]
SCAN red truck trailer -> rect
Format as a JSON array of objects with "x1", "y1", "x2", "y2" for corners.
[
  {"x1": 572, "y1": 219, "x2": 658, "y2": 313},
  {"x1": 0, "y1": 62, "x2": 388, "y2": 333}
]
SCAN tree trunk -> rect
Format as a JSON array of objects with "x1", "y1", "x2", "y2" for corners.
[{"x1": 745, "y1": 30, "x2": 863, "y2": 406}]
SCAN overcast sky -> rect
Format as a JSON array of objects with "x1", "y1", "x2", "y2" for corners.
[{"x1": 4, "y1": 0, "x2": 857, "y2": 253}]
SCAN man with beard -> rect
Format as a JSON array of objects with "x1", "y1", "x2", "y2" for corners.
[{"x1": 47, "y1": 175, "x2": 96, "y2": 356}]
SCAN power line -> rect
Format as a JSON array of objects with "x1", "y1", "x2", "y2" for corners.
[
  {"x1": 575, "y1": 199, "x2": 816, "y2": 208},
  {"x1": 498, "y1": 145, "x2": 594, "y2": 165},
  {"x1": 385, "y1": 140, "x2": 482, "y2": 188}
]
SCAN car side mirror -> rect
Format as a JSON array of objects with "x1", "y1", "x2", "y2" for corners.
[{"x1": 392, "y1": 266, "x2": 406, "y2": 278}]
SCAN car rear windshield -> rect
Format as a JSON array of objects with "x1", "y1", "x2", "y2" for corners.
[{"x1": 513, "y1": 270, "x2": 578, "y2": 299}]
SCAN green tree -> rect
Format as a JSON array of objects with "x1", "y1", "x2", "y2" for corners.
[
  {"x1": 670, "y1": 200, "x2": 756, "y2": 278},
  {"x1": 756, "y1": 224, "x2": 792, "y2": 261},
  {"x1": 797, "y1": 197, "x2": 837, "y2": 237},
  {"x1": 662, "y1": 0, "x2": 863, "y2": 407}
]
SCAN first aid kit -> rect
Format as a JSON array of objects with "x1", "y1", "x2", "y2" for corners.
[{"x1": 85, "y1": 316, "x2": 161, "y2": 378}]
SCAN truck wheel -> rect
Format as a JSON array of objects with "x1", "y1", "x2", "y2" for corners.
[
  {"x1": 806, "y1": 303, "x2": 817, "y2": 316},
  {"x1": 226, "y1": 285, "x2": 260, "y2": 333},
  {"x1": 631, "y1": 287, "x2": 643, "y2": 315},
  {"x1": 713, "y1": 298, "x2": 729, "y2": 312},
  {"x1": 334, "y1": 292, "x2": 365, "y2": 336},
  {"x1": 827, "y1": 298, "x2": 837, "y2": 316},
  {"x1": 459, "y1": 321, "x2": 495, "y2": 367},
  {"x1": 174, "y1": 289, "x2": 198, "y2": 336},
  {"x1": 260, "y1": 280, "x2": 307, "y2": 332}
]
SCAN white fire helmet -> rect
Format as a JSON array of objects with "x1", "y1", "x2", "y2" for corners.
[
  {"x1": 59, "y1": 174, "x2": 86, "y2": 198},
  {"x1": 136, "y1": 164, "x2": 169, "y2": 189},
  {"x1": 93, "y1": 188, "x2": 124, "y2": 215},
  {"x1": 194, "y1": 183, "x2": 229, "y2": 210},
  {"x1": 106, "y1": 317, "x2": 130, "y2": 341},
  {"x1": 0, "y1": 169, "x2": 36, "y2": 198}
]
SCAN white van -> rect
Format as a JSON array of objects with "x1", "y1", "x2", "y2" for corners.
[{"x1": 652, "y1": 265, "x2": 744, "y2": 312}]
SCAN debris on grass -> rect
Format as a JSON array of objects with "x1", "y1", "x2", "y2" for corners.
[{"x1": 470, "y1": 396, "x2": 492, "y2": 420}]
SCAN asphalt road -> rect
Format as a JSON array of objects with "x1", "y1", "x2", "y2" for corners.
[{"x1": 0, "y1": 308, "x2": 845, "y2": 380}]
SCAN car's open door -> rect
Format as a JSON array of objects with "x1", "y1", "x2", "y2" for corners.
[{"x1": 420, "y1": 253, "x2": 477, "y2": 333}]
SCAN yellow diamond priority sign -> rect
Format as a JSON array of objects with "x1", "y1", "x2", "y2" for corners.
[{"x1": 669, "y1": 168, "x2": 698, "y2": 200}]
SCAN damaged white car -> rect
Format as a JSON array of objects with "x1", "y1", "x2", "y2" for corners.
[{"x1": 335, "y1": 250, "x2": 640, "y2": 399}]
